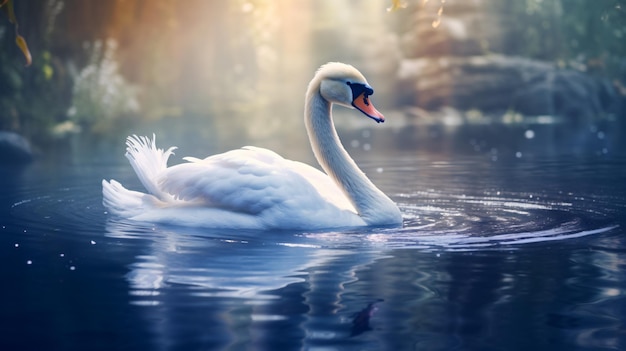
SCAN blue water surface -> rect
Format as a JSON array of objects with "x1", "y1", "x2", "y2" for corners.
[{"x1": 1, "y1": 122, "x2": 625, "y2": 351}]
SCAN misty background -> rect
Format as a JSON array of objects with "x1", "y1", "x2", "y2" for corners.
[{"x1": 1, "y1": 0, "x2": 625, "y2": 160}]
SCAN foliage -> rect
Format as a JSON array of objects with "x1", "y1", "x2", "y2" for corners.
[
  {"x1": 66, "y1": 40, "x2": 140, "y2": 134},
  {"x1": 0, "y1": 0, "x2": 72, "y2": 144},
  {"x1": 1, "y1": 0, "x2": 625, "y2": 147},
  {"x1": 500, "y1": 0, "x2": 626, "y2": 76},
  {"x1": 0, "y1": 0, "x2": 31, "y2": 66}
]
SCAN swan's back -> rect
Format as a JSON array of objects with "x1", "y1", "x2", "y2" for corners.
[{"x1": 160, "y1": 146, "x2": 357, "y2": 215}]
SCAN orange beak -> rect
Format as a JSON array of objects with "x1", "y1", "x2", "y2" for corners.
[{"x1": 352, "y1": 93, "x2": 385, "y2": 123}]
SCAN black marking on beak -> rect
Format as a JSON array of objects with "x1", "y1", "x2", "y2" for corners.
[{"x1": 347, "y1": 82, "x2": 374, "y2": 101}]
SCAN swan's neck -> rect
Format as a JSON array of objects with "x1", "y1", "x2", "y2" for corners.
[{"x1": 304, "y1": 87, "x2": 401, "y2": 225}]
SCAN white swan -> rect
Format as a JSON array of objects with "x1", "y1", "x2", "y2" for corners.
[{"x1": 102, "y1": 62, "x2": 402, "y2": 229}]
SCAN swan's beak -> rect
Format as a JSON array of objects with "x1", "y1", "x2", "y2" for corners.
[{"x1": 352, "y1": 93, "x2": 385, "y2": 123}]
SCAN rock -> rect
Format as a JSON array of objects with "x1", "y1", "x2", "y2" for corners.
[
  {"x1": 0, "y1": 131, "x2": 34, "y2": 165},
  {"x1": 396, "y1": 55, "x2": 617, "y2": 119}
]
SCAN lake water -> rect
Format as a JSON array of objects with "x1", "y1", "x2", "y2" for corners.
[{"x1": 1, "y1": 122, "x2": 625, "y2": 350}]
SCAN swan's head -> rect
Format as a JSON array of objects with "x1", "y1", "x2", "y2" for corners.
[{"x1": 314, "y1": 62, "x2": 385, "y2": 123}]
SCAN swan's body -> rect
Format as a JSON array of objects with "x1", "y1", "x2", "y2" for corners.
[{"x1": 102, "y1": 62, "x2": 402, "y2": 229}]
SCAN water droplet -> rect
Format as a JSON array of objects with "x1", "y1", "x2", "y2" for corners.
[
  {"x1": 14, "y1": 243, "x2": 19, "y2": 248},
  {"x1": 350, "y1": 140, "x2": 360, "y2": 148},
  {"x1": 59, "y1": 253, "x2": 65, "y2": 257},
  {"x1": 26, "y1": 260, "x2": 32, "y2": 265},
  {"x1": 597, "y1": 131, "x2": 605, "y2": 139},
  {"x1": 69, "y1": 266, "x2": 76, "y2": 271},
  {"x1": 363, "y1": 143, "x2": 371, "y2": 151},
  {"x1": 524, "y1": 130, "x2": 535, "y2": 139},
  {"x1": 90, "y1": 240, "x2": 96, "y2": 245},
  {"x1": 515, "y1": 151, "x2": 523, "y2": 158}
]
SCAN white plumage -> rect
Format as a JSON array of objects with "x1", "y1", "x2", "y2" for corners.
[{"x1": 102, "y1": 63, "x2": 402, "y2": 229}]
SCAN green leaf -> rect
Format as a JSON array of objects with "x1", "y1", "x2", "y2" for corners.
[{"x1": 42, "y1": 64, "x2": 54, "y2": 80}]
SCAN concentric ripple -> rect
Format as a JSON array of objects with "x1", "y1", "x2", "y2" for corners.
[
  {"x1": 6, "y1": 157, "x2": 622, "y2": 251},
  {"x1": 297, "y1": 156, "x2": 623, "y2": 250},
  {"x1": 9, "y1": 182, "x2": 107, "y2": 237},
  {"x1": 392, "y1": 191, "x2": 618, "y2": 249}
]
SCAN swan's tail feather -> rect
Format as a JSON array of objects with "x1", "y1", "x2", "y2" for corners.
[
  {"x1": 125, "y1": 134, "x2": 177, "y2": 202},
  {"x1": 102, "y1": 179, "x2": 162, "y2": 218}
]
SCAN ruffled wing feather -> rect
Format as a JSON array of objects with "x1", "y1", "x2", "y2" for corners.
[{"x1": 158, "y1": 146, "x2": 357, "y2": 216}]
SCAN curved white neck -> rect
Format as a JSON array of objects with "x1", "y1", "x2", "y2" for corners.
[{"x1": 304, "y1": 83, "x2": 401, "y2": 225}]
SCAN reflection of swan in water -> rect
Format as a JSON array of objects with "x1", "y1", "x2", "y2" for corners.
[
  {"x1": 106, "y1": 221, "x2": 381, "y2": 299},
  {"x1": 102, "y1": 62, "x2": 401, "y2": 230},
  {"x1": 105, "y1": 221, "x2": 385, "y2": 344}
]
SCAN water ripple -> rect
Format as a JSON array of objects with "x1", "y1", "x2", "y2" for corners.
[
  {"x1": 6, "y1": 155, "x2": 622, "y2": 255},
  {"x1": 7, "y1": 176, "x2": 620, "y2": 252}
]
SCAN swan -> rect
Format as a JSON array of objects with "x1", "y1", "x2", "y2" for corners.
[{"x1": 102, "y1": 62, "x2": 402, "y2": 229}]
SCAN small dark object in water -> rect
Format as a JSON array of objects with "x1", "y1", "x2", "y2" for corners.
[{"x1": 351, "y1": 299, "x2": 384, "y2": 337}]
